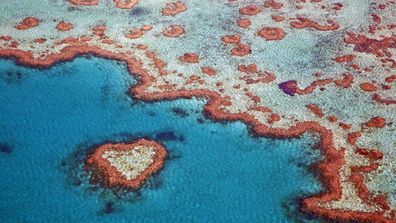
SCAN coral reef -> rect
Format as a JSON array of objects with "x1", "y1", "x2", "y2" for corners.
[{"x1": 86, "y1": 139, "x2": 167, "y2": 190}]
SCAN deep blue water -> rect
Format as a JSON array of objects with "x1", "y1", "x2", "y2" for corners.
[{"x1": 0, "y1": 57, "x2": 323, "y2": 223}]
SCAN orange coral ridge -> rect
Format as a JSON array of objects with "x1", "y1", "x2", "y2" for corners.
[
  {"x1": 290, "y1": 17, "x2": 339, "y2": 31},
  {"x1": 68, "y1": 0, "x2": 99, "y2": 6},
  {"x1": 162, "y1": 25, "x2": 185, "y2": 37},
  {"x1": 56, "y1": 21, "x2": 73, "y2": 31},
  {"x1": 86, "y1": 139, "x2": 167, "y2": 189},
  {"x1": 15, "y1": 17, "x2": 39, "y2": 30},
  {"x1": 113, "y1": 0, "x2": 138, "y2": 9},
  {"x1": 257, "y1": 27, "x2": 286, "y2": 41},
  {"x1": 162, "y1": 1, "x2": 187, "y2": 16},
  {"x1": 0, "y1": 45, "x2": 395, "y2": 222}
]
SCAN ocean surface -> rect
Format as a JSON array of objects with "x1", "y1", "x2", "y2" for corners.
[{"x1": 0, "y1": 56, "x2": 323, "y2": 223}]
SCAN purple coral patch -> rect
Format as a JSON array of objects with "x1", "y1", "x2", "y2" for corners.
[{"x1": 278, "y1": 80, "x2": 297, "y2": 96}]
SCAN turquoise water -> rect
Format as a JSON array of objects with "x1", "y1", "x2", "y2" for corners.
[{"x1": 0, "y1": 57, "x2": 323, "y2": 223}]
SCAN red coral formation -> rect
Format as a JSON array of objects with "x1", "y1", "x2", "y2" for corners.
[
  {"x1": 239, "y1": 4, "x2": 262, "y2": 16},
  {"x1": 238, "y1": 64, "x2": 276, "y2": 84},
  {"x1": 221, "y1": 35, "x2": 241, "y2": 44},
  {"x1": 238, "y1": 64, "x2": 258, "y2": 74},
  {"x1": 332, "y1": 3, "x2": 343, "y2": 10},
  {"x1": 347, "y1": 132, "x2": 362, "y2": 145},
  {"x1": 334, "y1": 54, "x2": 354, "y2": 63},
  {"x1": 113, "y1": 0, "x2": 138, "y2": 9},
  {"x1": 56, "y1": 21, "x2": 73, "y2": 32},
  {"x1": 142, "y1": 25, "x2": 152, "y2": 31},
  {"x1": 372, "y1": 93, "x2": 396, "y2": 105},
  {"x1": 271, "y1": 15, "x2": 285, "y2": 22},
  {"x1": 230, "y1": 43, "x2": 251, "y2": 56},
  {"x1": 162, "y1": 1, "x2": 187, "y2": 16},
  {"x1": 348, "y1": 150, "x2": 390, "y2": 212},
  {"x1": 9, "y1": 41, "x2": 19, "y2": 48},
  {"x1": 385, "y1": 75, "x2": 396, "y2": 83},
  {"x1": 56, "y1": 36, "x2": 90, "y2": 45},
  {"x1": 236, "y1": 18, "x2": 251, "y2": 28},
  {"x1": 327, "y1": 115, "x2": 337, "y2": 123},
  {"x1": 360, "y1": 82, "x2": 378, "y2": 92},
  {"x1": 15, "y1": 17, "x2": 39, "y2": 30},
  {"x1": 0, "y1": 36, "x2": 12, "y2": 41},
  {"x1": 344, "y1": 33, "x2": 396, "y2": 57},
  {"x1": 334, "y1": 73, "x2": 353, "y2": 88},
  {"x1": 178, "y1": 53, "x2": 199, "y2": 63},
  {"x1": 356, "y1": 148, "x2": 384, "y2": 161},
  {"x1": 307, "y1": 104, "x2": 324, "y2": 118},
  {"x1": 86, "y1": 139, "x2": 167, "y2": 190},
  {"x1": 145, "y1": 50, "x2": 168, "y2": 76},
  {"x1": 162, "y1": 25, "x2": 185, "y2": 38},
  {"x1": 245, "y1": 91, "x2": 261, "y2": 103},
  {"x1": 268, "y1": 113, "x2": 281, "y2": 124},
  {"x1": 68, "y1": 0, "x2": 98, "y2": 6},
  {"x1": 339, "y1": 122, "x2": 351, "y2": 130},
  {"x1": 364, "y1": 117, "x2": 386, "y2": 128},
  {"x1": 350, "y1": 163, "x2": 380, "y2": 204},
  {"x1": 201, "y1": 66, "x2": 217, "y2": 76},
  {"x1": 373, "y1": 195, "x2": 391, "y2": 211},
  {"x1": 34, "y1": 38, "x2": 46, "y2": 44},
  {"x1": 290, "y1": 17, "x2": 339, "y2": 31},
  {"x1": 264, "y1": 0, "x2": 283, "y2": 9},
  {"x1": 125, "y1": 28, "x2": 144, "y2": 39},
  {"x1": 92, "y1": 25, "x2": 106, "y2": 38},
  {"x1": 257, "y1": 27, "x2": 286, "y2": 41}
]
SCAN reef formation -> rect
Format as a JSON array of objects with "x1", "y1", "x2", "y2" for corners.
[
  {"x1": 0, "y1": 0, "x2": 396, "y2": 222},
  {"x1": 86, "y1": 139, "x2": 167, "y2": 190}
]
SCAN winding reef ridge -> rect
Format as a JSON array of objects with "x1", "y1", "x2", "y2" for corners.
[{"x1": 0, "y1": 0, "x2": 396, "y2": 222}]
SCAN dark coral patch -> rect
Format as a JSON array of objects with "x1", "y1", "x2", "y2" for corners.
[
  {"x1": 129, "y1": 7, "x2": 150, "y2": 16},
  {"x1": 278, "y1": 80, "x2": 298, "y2": 96},
  {"x1": 171, "y1": 107, "x2": 189, "y2": 117},
  {"x1": 0, "y1": 143, "x2": 12, "y2": 154},
  {"x1": 1, "y1": 70, "x2": 26, "y2": 84},
  {"x1": 101, "y1": 201, "x2": 115, "y2": 215},
  {"x1": 155, "y1": 131, "x2": 183, "y2": 141}
]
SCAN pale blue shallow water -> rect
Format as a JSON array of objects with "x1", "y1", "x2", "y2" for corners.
[{"x1": 0, "y1": 57, "x2": 324, "y2": 223}]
